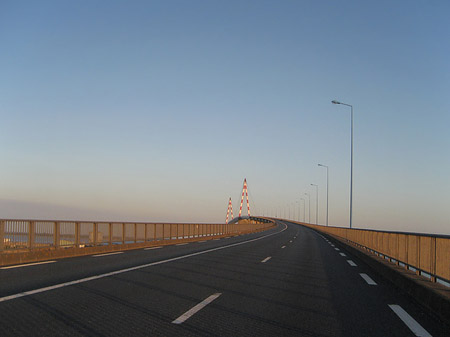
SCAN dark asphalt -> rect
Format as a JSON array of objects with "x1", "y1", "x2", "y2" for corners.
[{"x1": 0, "y1": 221, "x2": 448, "y2": 336}]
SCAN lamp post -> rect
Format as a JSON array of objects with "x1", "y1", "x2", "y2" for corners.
[
  {"x1": 332, "y1": 100, "x2": 353, "y2": 228},
  {"x1": 318, "y1": 164, "x2": 329, "y2": 226},
  {"x1": 300, "y1": 198, "x2": 305, "y2": 222},
  {"x1": 304, "y1": 193, "x2": 311, "y2": 224},
  {"x1": 311, "y1": 184, "x2": 318, "y2": 225}
]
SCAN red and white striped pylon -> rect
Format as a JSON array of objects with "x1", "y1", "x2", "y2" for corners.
[
  {"x1": 225, "y1": 197, "x2": 233, "y2": 224},
  {"x1": 238, "y1": 178, "x2": 251, "y2": 217}
]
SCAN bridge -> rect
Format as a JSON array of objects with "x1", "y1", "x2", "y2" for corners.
[
  {"x1": 1, "y1": 220, "x2": 449, "y2": 336},
  {"x1": 0, "y1": 181, "x2": 449, "y2": 336}
]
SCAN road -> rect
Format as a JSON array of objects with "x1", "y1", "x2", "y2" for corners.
[{"x1": 0, "y1": 221, "x2": 448, "y2": 336}]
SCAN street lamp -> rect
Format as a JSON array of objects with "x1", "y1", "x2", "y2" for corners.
[
  {"x1": 332, "y1": 99, "x2": 353, "y2": 229},
  {"x1": 300, "y1": 198, "x2": 305, "y2": 222},
  {"x1": 304, "y1": 192, "x2": 311, "y2": 224},
  {"x1": 311, "y1": 184, "x2": 319, "y2": 225},
  {"x1": 318, "y1": 164, "x2": 329, "y2": 226}
]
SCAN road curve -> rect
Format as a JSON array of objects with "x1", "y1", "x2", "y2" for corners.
[{"x1": 0, "y1": 221, "x2": 447, "y2": 336}]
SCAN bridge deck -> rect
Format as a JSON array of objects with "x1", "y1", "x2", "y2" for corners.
[{"x1": 0, "y1": 222, "x2": 447, "y2": 336}]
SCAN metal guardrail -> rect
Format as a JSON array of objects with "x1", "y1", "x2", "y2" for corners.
[
  {"x1": 300, "y1": 223, "x2": 450, "y2": 285},
  {"x1": 0, "y1": 218, "x2": 274, "y2": 253}
]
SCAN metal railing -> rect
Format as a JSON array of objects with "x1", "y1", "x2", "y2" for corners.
[
  {"x1": 0, "y1": 218, "x2": 273, "y2": 252},
  {"x1": 300, "y1": 223, "x2": 450, "y2": 285}
]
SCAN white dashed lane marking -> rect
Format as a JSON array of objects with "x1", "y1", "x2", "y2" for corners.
[
  {"x1": 172, "y1": 293, "x2": 222, "y2": 324},
  {"x1": 389, "y1": 304, "x2": 432, "y2": 337},
  {"x1": 360, "y1": 273, "x2": 377, "y2": 285},
  {"x1": 92, "y1": 252, "x2": 123, "y2": 257},
  {"x1": 144, "y1": 246, "x2": 162, "y2": 250}
]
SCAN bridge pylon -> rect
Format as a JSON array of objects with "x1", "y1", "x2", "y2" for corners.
[
  {"x1": 238, "y1": 178, "x2": 251, "y2": 217},
  {"x1": 225, "y1": 197, "x2": 234, "y2": 224}
]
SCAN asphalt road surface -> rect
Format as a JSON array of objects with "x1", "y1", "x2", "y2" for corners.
[{"x1": 0, "y1": 221, "x2": 448, "y2": 336}]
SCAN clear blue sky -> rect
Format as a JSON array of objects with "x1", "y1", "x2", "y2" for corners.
[{"x1": 1, "y1": 1, "x2": 449, "y2": 234}]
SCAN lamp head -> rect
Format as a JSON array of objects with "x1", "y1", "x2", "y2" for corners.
[{"x1": 331, "y1": 100, "x2": 341, "y2": 104}]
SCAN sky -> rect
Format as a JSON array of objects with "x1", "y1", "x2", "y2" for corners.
[{"x1": 0, "y1": 1, "x2": 449, "y2": 234}]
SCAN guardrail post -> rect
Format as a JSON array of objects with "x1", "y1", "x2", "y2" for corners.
[
  {"x1": 134, "y1": 223, "x2": 137, "y2": 243},
  {"x1": 93, "y1": 223, "x2": 98, "y2": 246},
  {"x1": 54, "y1": 222, "x2": 60, "y2": 248},
  {"x1": 416, "y1": 236, "x2": 421, "y2": 276},
  {"x1": 0, "y1": 220, "x2": 4, "y2": 251},
  {"x1": 144, "y1": 223, "x2": 148, "y2": 242},
  {"x1": 431, "y1": 237, "x2": 437, "y2": 282},
  {"x1": 405, "y1": 234, "x2": 409, "y2": 270},
  {"x1": 122, "y1": 223, "x2": 125, "y2": 244},
  {"x1": 75, "y1": 222, "x2": 80, "y2": 247},
  {"x1": 109, "y1": 223, "x2": 112, "y2": 245},
  {"x1": 29, "y1": 221, "x2": 35, "y2": 249}
]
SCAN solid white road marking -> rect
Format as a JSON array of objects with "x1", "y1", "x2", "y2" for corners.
[
  {"x1": 261, "y1": 256, "x2": 272, "y2": 263},
  {"x1": 1, "y1": 261, "x2": 57, "y2": 270},
  {"x1": 176, "y1": 243, "x2": 188, "y2": 246},
  {"x1": 389, "y1": 304, "x2": 432, "y2": 337},
  {"x1": 339, "y1": 252, "x2": 347, "y2": 257},
  {"x1": 197, "y1": 241, "x2": 207, "y2": 243},
  {"x1": 92, "y1": 252, "x2": 123, "y2": 257},
  {"x1": 144, "y1": 246, "x2": 162, "y2": 250},
  {"x1": 360, "y1": 273, "x2": 377, "y2": 285},
  {"x1": 0, "y1": 224, "x2": 287, "y2": 303},
  {"x1": 172, "y1": 293, "x2": 222, "y2": 324},
  {"x1": 347, "y1": 260, "x2": 357, "y2": 267}
]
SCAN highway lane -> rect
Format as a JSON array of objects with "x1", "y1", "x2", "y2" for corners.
[
  {"x1": 0, "y1": 228, "x2": 279, "y2": 298},
  {"x1": 0, "y1": 221, "x2": 448, "y2": 336}
]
